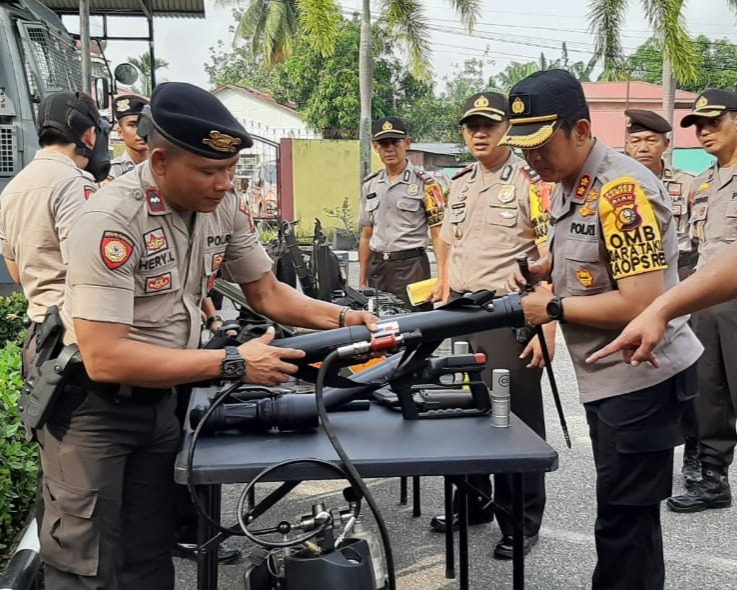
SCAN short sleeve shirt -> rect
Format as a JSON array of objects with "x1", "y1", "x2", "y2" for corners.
[
  {"x1": 0, "y1": 149, "x2": 96, "y2": 322},
  {"x1": 689, "y1": 163, "x2": 737, "y2": 267},
  {"x1": 358, "y1": 161, "x2": 446, "y2": 252},
  {"x1": 62, "y1": 161, "x2": 273, "y2": 349}
]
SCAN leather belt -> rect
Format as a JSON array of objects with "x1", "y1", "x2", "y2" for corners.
[
  {"x1": 372, "y1": 247, "x2": 425, "y2": 262},
  {"x1": 75, "y1": 373, "x2": 171, "y2": 405}
]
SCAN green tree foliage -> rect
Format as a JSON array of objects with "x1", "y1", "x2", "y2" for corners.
[
  {"x1": 127, "y1": 52, "x2": 170, "y2": 97},
  {"x1": 205, "y1": 16, "x2": 431, "y2": 139},
  {"x1": 626, "y1": 35, "x2": 737, "y2": 92}
]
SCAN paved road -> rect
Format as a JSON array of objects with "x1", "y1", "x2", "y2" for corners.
[{"x1": 176, "y1": 259, "x2": 737, "y2": 589}]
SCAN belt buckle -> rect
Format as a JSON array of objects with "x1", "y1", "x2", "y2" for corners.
[{"x1": 383, "y1": 253, "x2": 390, "y2": 261}]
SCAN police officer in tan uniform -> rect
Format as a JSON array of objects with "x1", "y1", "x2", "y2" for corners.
[
  {"x1": 358, "y1": 116, "x2": 446, "y2": 311},
  {"x1": 103, "y1": 94, "x2": 149, "y2": 183},
  {"x1": 504, "y1": 70, "x2": 702, "y2": 590},
  {"x1": 624, "y1": 109, "x2": 701, "y2": 488},
  {"x1": 664, "y1": 90, "x2": 737, "y2": 514},
  {"x1": 39, "y1": 82, "x2": 377, "y2": 590},
  {"x1": 0, "y1": 91, "x2": 109, "y2": 368},
  {"x1": 429, "y1": 92, "x2": 553, "y2": 560}
]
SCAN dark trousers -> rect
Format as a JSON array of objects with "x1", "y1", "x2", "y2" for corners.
[
  {"x1": 37, "y1": 387, "x2": 180, "y2": 590},
  {"x1": 585, "y1": 369, "x2": 691, "y2": 590},
  {"x1": 367, "y1": 251, "x2": 432, "y2": 311},
  {"x1": 692, "y1": 300, "x2": 737, "y2": 469},
  {"x1": 461, "y1": 328, "x2": 546, "y2": 537}
]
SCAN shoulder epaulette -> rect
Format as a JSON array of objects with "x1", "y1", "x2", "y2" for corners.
[
  {"x1": 415, "y1": 168, "x2": 437, "y2": 185},
  {"x1": 362, "y1": 170, "x2": 381, "y2": 183},
  {"x1": 452, "y1": 165, "x2": 473, "y2": 180},
  {"x1": 519, "y1": 164, "x2": 541, "y2": 184}
]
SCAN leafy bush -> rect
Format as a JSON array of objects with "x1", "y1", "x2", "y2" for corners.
[
  {"x1": 0, "y1": 292, "x2": 28, "y2": 344},
  {"x1": 0, "y1": 340, "x2": 38, "y2": 551},
  {"x1": 0, "y1": 292, "x2": 38, "y2": 552}
]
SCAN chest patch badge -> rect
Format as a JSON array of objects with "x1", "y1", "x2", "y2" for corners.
[
  {"x1": 407, "y1": 184, "x2": 419, "y2": 196},
  {"x1": 143, "y1": 228, "x2": 168, "y2": 255},
  {"x1": 100, "y1": 230, "x2": 134, "y2": 270},
  {"x1": 498, "y1": 184, "x2": 516, "y2": 204},
  {"x1": 579, "y1": 189, "x2": 599, "y2": 217},
  {"x1": 576, "y1": 269, "x2": 594, "y2": 287},
  {"x1": 146, "y1": 188, "x2": 166, "y2": 213},
  {"x1": 145, "y1": 272, "x2": 172, "y2": 293},
  {"x1": 667, "y1": 183, "x2": 682, "y2": 197}
]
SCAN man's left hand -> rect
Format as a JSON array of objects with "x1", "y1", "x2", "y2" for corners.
[
  {"x1": 345, "y1": 309, "x2": 380, "y2": 331},
  {"x1": 521, "y1": 284, "x2": 555, "y2": 325}
]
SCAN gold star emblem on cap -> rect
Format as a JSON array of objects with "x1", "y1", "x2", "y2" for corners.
[
  {"x1": 696, "y1": 96, "x2": 708, "y2": 109},
  {"x1": 512, "y1": 97, "x2": 525, "y2": 115},
  {"x1": 382, "y1": 121, "x2": 394, "y2": 131},
  {"x1": 116, "y1": 98, "x2": 131, "y2": 112},
  {"x1": 202, "y1": 130, "x2": 242, "y2": 153},
  {"x1": 474, "y1": 96, "x2": 489, "y2": 108}
]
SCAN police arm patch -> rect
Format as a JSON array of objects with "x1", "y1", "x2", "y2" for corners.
[
  {"x1": 100, "y1": 230, "x2": 135, "y2": 270},
  {"x1": 529, "y1": 183, "x2": 552, "y2": 245},
  {"x1": 599, "y1": 176, "x2": 667, "y2": 280},
  {"x1": 425, "y1": 183, "x2": 446, "y2": 227}
]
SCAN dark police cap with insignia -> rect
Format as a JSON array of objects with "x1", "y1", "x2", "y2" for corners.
[
  {"x1": 372, "y1": 116, "x2": 407, "y2": 141},
  {"x1": 680, "y1": 89, "x2": 737, "y2": 128},
  {"x1": 459, "y1": 91, "x2": 508, "y2": 124},
  {"x1": 138, "y1": 82, "x2": 253, "y2": 159},
  {"x1": 499, "y1": 69, "x2": 590, "y2": 149},
  {"x1": 113, "y1": 94, "x2": 148, "y2": 122},
  {"x1": 625, "y1": 109, "x2": 671, "y2": 134}
]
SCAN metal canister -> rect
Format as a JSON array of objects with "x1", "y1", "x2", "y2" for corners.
[{"x1": 491, "y1": 369, "x2": 510, "y2": 428}]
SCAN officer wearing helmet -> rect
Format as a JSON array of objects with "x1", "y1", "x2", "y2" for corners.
[
  {"x1": 0, "y1": 90, "x2": 110, "y2": 370},
  {"x1": 39, "y1": 82, "x2": 376, "y2": 589}
]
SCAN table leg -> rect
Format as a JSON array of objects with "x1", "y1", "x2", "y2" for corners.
[
  {"x1": 412, "y1": 476, "x2": 421, "y2": 517},
  {"x1": 458, "y1": 476, "x2": 469, "y2": 590},
  {"x1": 196, "y1": 484, "x2": 221, "y2": 590},
  {"x1": 444, "y1": 477, "x2": 455, "y2": 580},
  {"x1": 512, "y1": 473, "x2": 525, "y2": 590},
  {"x1": 399, "y1": 476, "x2": 408, "y2": 505}
]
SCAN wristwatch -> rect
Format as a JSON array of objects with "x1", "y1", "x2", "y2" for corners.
[
  {"x1": 221, "y1": 346, "x2": 246, "y2": 381},
  {"x1": 546, "y1": 296, "x2": 566, "y2": 323}
]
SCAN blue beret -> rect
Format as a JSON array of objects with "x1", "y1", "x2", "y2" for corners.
[{"x1": 143, "y1": 82, "x2": 253, "y2": 159}]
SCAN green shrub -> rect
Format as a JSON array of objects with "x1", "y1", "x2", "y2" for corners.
[
  {"x1": 0, "y1": 340, "x2": 39, "y2": 551},
  {"x1": 0, "y1": 292, "x2": 28, "y2": 344}
]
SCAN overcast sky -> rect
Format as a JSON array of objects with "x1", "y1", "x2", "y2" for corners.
[{"x1": 62, "y1": 0, "x2": 737, "y2": 92}]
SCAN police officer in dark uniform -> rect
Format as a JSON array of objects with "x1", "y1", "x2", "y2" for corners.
[
  {"x1": 624, "y1": 109, "x2": 701, "y2": 488},
  {"x1": 504, "y1": 70, "x2": 702, "y2": 590},
  {"x1": 39, "y1": 82, "x2": 377, "y2": 589},
  {"x1": 358, "y1": 116, "x2": 446, "y2": 310}
]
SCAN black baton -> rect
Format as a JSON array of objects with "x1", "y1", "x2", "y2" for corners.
[{"x1": 517, "y1": 257, "x2": 571, "y2": 449}]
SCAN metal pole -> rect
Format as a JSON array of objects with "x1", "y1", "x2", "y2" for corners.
[
  {"x1": 79, "y1": 0, "x2": 91, "y2": 93},
  {"x1": 148, "y1": 13, "x2": 156, "y2": 91}
]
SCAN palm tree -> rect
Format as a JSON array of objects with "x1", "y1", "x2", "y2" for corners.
[
  {"x1": 230, "y1": 0, "x2": 479, "y2": 179},
  {"x1": 128, "y1": 53, "x2": 170, "y2": 97},
  {"x1": 588, "y1": 0, "x2": 737, "y2": 162}
]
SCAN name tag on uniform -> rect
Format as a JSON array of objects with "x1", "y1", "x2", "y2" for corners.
[
  {"x1": 367, "y1": 192, "x2": 377, "y2": 199},
  {"x1": 667, "y1": 183, "x2": 682, "y2": 196}
]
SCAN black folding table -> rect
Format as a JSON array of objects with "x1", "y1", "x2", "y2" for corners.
[{"x1": 175, "y1": 386, "x2": 558, "y2": 590}]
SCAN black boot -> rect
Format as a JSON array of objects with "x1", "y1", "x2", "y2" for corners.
[
  {"x1": 667, "y1": 465, "x2": 731, "y2": 513},
  {"x1": 681, "y1": 445, "x2": 702, "y2": 489}
]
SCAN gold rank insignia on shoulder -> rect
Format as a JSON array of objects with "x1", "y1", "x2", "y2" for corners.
[
  {"x1": 116, "y1": 98, "x2": 131, "y2": 112},
  {"x1": 474, "y1": 95, "x2": 489, "y2": 108},
  {"x1": 512, "y1": 97, "x2": 525, "y2": 115},
  {"x1": 696, "y1": 96, "x2": 708, "y2": 109},
  {"x1": 382, "y1": 121, "x2": 393, "y2": 131},
  {"x1": 498, "y1": 184, "x2": 516, "y2": 204},
  {"x1": 202, "y1": 130, "x2": 242, "y2": 153}
]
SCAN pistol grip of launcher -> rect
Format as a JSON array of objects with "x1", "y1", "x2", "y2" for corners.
[{"x1": 516, "y1": 257, "x2": 533, "y2": 293}]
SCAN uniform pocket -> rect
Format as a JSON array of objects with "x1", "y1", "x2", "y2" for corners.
[
  {"x1": 40, "y1": 477, "x2": 100, "y2": 576},
  {"x1": 564, "y1": 243, "x2": 609, "y2": 295},
  {"x1": 397, "y1": 197, "x2": 422, "y2": 212},
  {"x1": 486, "y1": 205, "x2": 517, "y2": 227}
]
